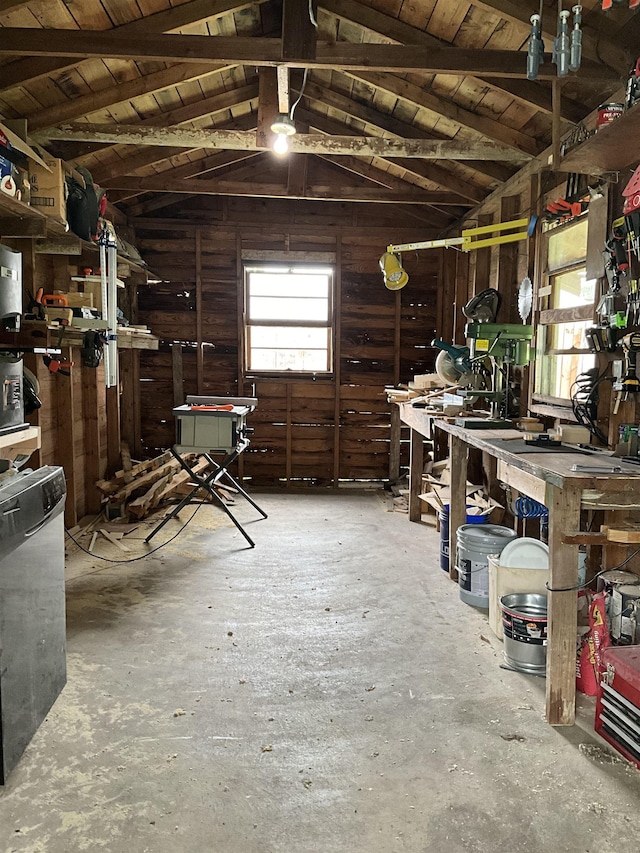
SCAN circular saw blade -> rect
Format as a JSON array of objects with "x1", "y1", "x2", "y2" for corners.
[{"x1": 435, "y1": 349, "x2": 461, "y2": 385}]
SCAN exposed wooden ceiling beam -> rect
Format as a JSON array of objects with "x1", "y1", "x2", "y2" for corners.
[
  {"x1": 0, "y1": 0, "x2": 31, "y2": 12},
  {"x1": 35, "y1": 123, "x2": 530, "y2": 161},
  {"x1": 59, "y1": 83, "x2": 257, "y2": 164},
  {"x1": 27, "y1": 63, "x2": 237, "y2": 131},
  {"x1": 0, "y1": 29, "x2": 615, "y2": 80},
  {"x1": 319, "y1": 0, "x2": 589, "y2": 122},
  {"x1": 123, "y1": 152, "x2": 265, "y2": 214},
  {"x1": 293, "y1": 94, "x2": 516, "y2": 183},
  {"x1": 314, "y1": 154, "x2": 473, "y2": 205},
  {"x1": 0, "y1": 0, "x2": 261, "y2": 93},
  {"x1": 293, "y1": 107, "x2": 490, "y2": 200},
  {"x1": 340, "y1": 71, "x2": 540, "y2": 155},
  {"x1": 102, "y1": 176, "x2": 464, "y2": 205},
  {"x1": 282, "y1": 0, "x2": 318, "y2": 60},
  {"x1": 468, "y1": 0, "x2": 631, "y2": 76},
  {"x1": 277, "y1": 66, "x2": 290, "y2": 114},
  {"x1": 88, "y1": 115, "x2": 259, "y2": 181},
  {"x1": 256, "y1": 69, "x2": 279, "y2": 149}
]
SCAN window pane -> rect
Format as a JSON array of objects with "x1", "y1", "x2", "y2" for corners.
[
  {"x1": 248, "y1": 272, "x2": 330, "y2": 299},
  {"x1": 534, "y1": 351, "x2": 596, "y2": 399},
  {"x1": 250, "y1": 348, "x2": 328, "y2": 372},
  {"x1": 547, "y1": 219, "x2": 588, "y2": 271},
  {"x1": 549, "y1": 320, "x2": 593, "y2": 350},
  {"x1": 250, "y1": 296, "x2": 329, "y2": 322},
  {"x1": 248, "y1": 327, "x2": 330, "y2": 372},
  {"x1": 251, "y1": 326, "x2": 328, "y2": 348},
  {"x1": 551, "y1": 268, "x2": 596, "y2": 309}
]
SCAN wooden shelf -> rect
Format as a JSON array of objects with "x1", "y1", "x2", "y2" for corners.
[
  {"x1": 0, "y1": 321, "x2": 159, "y2": 352},
  {"x1": 0, "y1": 194, "x2": 152, "y2": 276},
  {"x1": 559, "y1": 102, "x2": 640, "y2": 173},
  {"x1": 0, "y1": 425, "x2": 40, "y2": 459}
]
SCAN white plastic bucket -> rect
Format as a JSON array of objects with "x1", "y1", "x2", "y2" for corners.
[{"x1": 488, "y1": 555, "x2": 549, "y2": 639}]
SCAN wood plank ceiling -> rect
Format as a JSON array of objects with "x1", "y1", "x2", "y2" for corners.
[{"x1": 0, "y1": 0, "x2": 636, "y2": 233}]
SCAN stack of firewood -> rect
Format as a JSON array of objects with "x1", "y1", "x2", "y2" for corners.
[{"x1": 95, "y1": 447, "x2": 234, "y2": 520}]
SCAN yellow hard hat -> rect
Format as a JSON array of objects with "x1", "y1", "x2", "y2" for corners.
[{"x1": 379, "y1": 252, "x2": 408, "y2": 290}]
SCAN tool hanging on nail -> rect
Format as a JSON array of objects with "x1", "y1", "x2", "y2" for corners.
[
  {"x1": 43, "y1": 356, "x2": 73, "y2": 377},
  {"x1": 527, "y1": 12, "x2": 545, "y2": 80},
  {"x1": 602, "y1": 0, "x2": 640, "y2": 9},
  {"x1": 526, "y1": 3, "x2": 582, "y2": 80}
]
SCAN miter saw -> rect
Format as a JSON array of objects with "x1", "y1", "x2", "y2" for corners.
[{"x1": 432, "y1": 288, "x2": 534, "y2": 426}]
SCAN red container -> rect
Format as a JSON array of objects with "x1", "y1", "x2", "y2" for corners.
[
  {"x1": 596, "y1": 102, "x2": 625, "y2": 130},
  {"x1": 595, "y1": 646, "x2": 640, "y2": 769}
]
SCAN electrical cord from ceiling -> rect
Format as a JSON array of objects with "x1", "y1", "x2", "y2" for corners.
[
  {"x1": 308, "y1": 0, "x2": 318, "y2": 27},
  {"x1": 64, "y1": 502, "x2": 203, "y2": 565},
  {"x1": 289, "y1": 68, "x2": 308, "y2": 121}
]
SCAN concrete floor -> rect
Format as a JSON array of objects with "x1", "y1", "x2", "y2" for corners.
[{"x1": 1, "y1": 490, "x2": 639, "y2": 853}]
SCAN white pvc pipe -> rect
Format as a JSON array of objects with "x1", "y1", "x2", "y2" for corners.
[
  {"x1": 107, "y1": 244, "x2": 118, "y2": 388},
  {"x1": 99, "y1": 242, "x2": 111, "y2": 388}
]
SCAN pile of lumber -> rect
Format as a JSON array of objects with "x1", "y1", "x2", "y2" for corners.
[
  {"x1": 418, "y1": 459, "x2": 504, "y2": 523},
  {"x1": 95, "y1": 447, "x2": 233, "y2": 520}
]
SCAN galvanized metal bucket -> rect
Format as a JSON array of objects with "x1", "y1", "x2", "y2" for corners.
[{"x1": 500, "y1": 592, "x2": 548, "y2": 676}]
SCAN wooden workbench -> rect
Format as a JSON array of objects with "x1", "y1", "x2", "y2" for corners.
[{"x1": 400, "y1": 402, "x2": 640, "y2": 727}]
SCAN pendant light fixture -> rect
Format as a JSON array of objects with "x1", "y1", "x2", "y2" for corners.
[{"x1": 270, "y1": 113, "x2": 297, "y2": 156}]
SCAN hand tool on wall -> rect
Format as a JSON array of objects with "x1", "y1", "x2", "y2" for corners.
[
  {"x1": 43, "y1": 355, "x2": 73, "y2": 376},
  {"x1": 618, "y1": 332, "x2": 640, "y2": 394}
]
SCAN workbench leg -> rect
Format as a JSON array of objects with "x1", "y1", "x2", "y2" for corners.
[
  {"x1": 449, "y1": 435, "x2": 468, "y2": 582},
  {"x1": 408, "y1": 428, "x2": 424, "y2": 523},
  {"x1": 546, "y1": 484, "x2": 581, "y2": 726}
]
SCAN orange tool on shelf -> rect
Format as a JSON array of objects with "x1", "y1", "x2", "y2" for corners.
[
  {"x1": 190, "y1": 404, "x2": 235, "y2": 411},
  {"x1": 41, "y1": 294, "x2": 68, "y2": 307}
]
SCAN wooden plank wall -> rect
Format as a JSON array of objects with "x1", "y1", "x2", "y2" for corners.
[
  {"x1": 3, "y1": 248, "x2": 112, "y2": 526},
  {"x1": 136, "y1": 199, "x2": 440, "y2": 486}
]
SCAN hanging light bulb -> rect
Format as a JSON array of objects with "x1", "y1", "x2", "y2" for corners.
[
  {"x1": 270, "y1": 113, "x2": 296, "y2": 156},
  {"x1": 273, "y1": 133, "x2": 290, "y2": 156}
]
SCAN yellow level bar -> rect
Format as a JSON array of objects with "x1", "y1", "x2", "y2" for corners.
[{"x1": 387, "y1": 237, "x2": 464, "y2": 253}]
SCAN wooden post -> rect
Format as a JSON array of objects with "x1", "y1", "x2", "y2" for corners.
[
  {"x1": 333, "y1": 236, "x2": 342, "y2": 486},
  {"x1": 195, "y1": 228, "x2": 203, "y2": 394},
  {"x1": 286, "y1": 381, "x2": 292, "y2": 486},
  {"x1": 408, "y1": 427, "x2": 423, "y2": 522},
  {"x1": 120, "y1": 349, "x2": 140, "y2": 458},
  {"x1": 498, "y1": 194, "x2": 521, "y2": 324},
  {"x1": 106, "y1": 372, "x2": 121, "y2": 476},
  {"x1": 545, "y1": 483, "x2": 581, "y2": 726},
  {"x1": 171, "y1": 343, "x2": 184, "y2": 406},
  {"x1": 448, "y1": 434, "x2": 468, "y2": 582},
  {"x1": 473, "y1": 214, "x2": 493, "y2": 294},
  {"x1": 82, "y1": 364, "x2": 104, "y2": 514},
  {"x1": 389, "y1": 405, "x2": 401, "y2": 483},
  {"x1": 57, "y1": 346, "x2": 78, "y2": 526}
]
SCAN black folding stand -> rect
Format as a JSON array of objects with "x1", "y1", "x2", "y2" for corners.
[{"x1": 144, "y1": 439, "x2": 267, "y2": 548}]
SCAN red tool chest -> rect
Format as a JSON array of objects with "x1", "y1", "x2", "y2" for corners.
[{"x1": 595, "y1": 646, "x2": 640, "y2": 769}]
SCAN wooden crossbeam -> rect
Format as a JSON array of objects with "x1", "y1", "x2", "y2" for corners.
[
  {"x1": 0, "y1": 29, "x2": 616, "y2": 80},
  {"x1": 35, "y1": 124, "x2": 530, "y2": 161},
  {"x1": 0, "y1": 0, "x2": 263, "y2": 93},
  {"x1": 102, "y1": 176, "x2": 468, "y2": 205},
  {"x1": 319, "y1": 0, "x2": 590, "y2": 121}
]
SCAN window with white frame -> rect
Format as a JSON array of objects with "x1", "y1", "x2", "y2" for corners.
[
  {"x1": 532, "y1": 217, "x2": 597, "y2": 408},
  {"x1": 244, "y1": 264, "x2": 334, "y2": 374}
]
